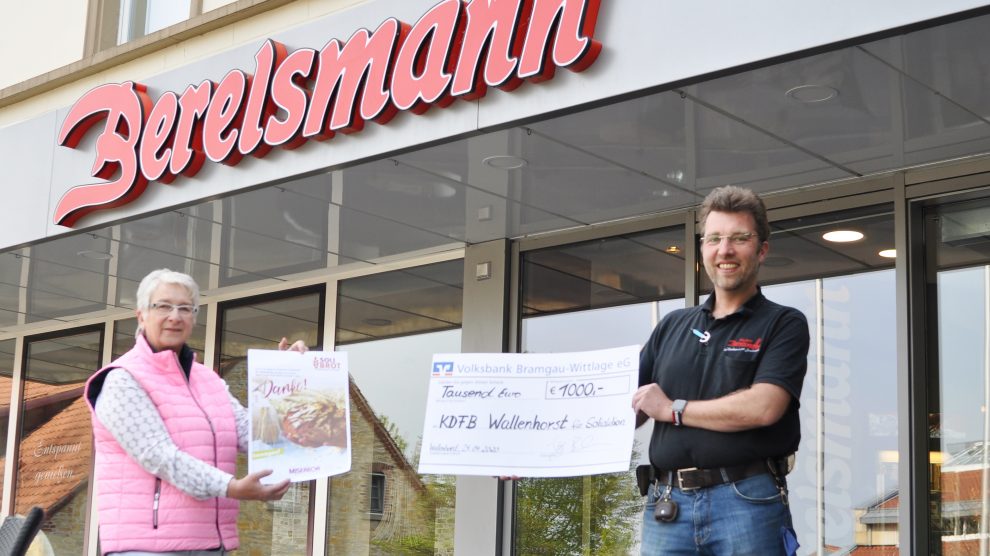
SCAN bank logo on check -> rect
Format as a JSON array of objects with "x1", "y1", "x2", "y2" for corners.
[{"x1": 433, "y1": 362, "x2": 454, "y2": 376}]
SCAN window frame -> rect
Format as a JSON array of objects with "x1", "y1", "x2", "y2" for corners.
[{"x1": 85, "y1": 0, "x2": 201, "y2": 56}]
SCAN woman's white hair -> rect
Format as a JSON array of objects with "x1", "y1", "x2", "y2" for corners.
[{"x1": 135, "y1": 269, "x2": 200, "y2": 337}]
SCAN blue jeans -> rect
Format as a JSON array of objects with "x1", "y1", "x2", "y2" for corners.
[{"x1": 641, "y1": 473, "x2": 795, "y2": 555}]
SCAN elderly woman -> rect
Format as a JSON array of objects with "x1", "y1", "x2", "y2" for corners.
[{"x1": 85, "y1": 269, "x2": 305, "y2": 555}]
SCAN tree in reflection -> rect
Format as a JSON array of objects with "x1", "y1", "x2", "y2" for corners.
[
  {"x1": 378, "y1": 414, "x2": 408, "y2": 456},
  {"x1": 515, "y1": 467, "x2": 642, "y2": 555}
]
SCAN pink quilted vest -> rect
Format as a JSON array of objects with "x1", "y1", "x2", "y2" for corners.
[{"x1": 84, "y1": 334, "x2": 240, "y2": 554}]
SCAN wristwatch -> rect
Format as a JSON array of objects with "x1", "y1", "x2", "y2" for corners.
[{"x1": 671, "y1": 399, "x2": 687, "y2": 426}]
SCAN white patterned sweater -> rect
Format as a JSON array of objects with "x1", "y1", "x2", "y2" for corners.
[{"x1": 93, "y1": 368, "x2": 250, "y2": 500}]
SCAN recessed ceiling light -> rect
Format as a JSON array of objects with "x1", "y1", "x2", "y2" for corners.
[
  {"x1": 822, "y1": 230, "x2": 864, "y2": 243},
  {"x1": 665, "y1": 245, "x2": 681, "y2": 254},
  {"x1": 483, "y1": 155, "x2": 528, "y2": 170},
  {"x1": 77, "y1": 250, "x2": 113, "y2": 260},
  {"x1": 878, "y1": 249, "x2": 896, "y2": 258},
  {"x1": 786, "y1": 84, "x2": 838, "y2": 103},
  {"x1": 363, "y1": 318, "x2": 392, "y2": 327}
]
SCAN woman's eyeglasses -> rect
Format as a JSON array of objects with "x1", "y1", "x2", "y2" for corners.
[{"x1": 150, "y1": 302, "x2": 198, "y2": 316}]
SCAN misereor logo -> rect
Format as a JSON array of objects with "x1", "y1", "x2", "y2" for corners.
[{"x1": 54, "y1": 0, "x2": 603, "y2": 227}]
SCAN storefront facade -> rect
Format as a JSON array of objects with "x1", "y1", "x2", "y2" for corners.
[{"x1": 4, "y1": 0, "x2": 990, "y2": 554}]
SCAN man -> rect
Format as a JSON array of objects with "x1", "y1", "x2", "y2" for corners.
[{"x1": 632, "y1": 185, "x2": 809, "y2": 555}]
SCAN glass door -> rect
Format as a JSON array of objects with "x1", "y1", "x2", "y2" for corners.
[
  {"x1": 923, "y1": 196, "x2": 990, "y2": 555},
  {"x1": 514, "y1": 204, "x2": 899, "y2": 555},
  {"x1": 217, "y1": 287, "x2": 324, "y2": 555},
  {"x1": 330, "y1": 260, "x2": 464, "y2": 555},
  {"x1": 515, "y1": 226, "x2": 687, "y2": 555},
  {"x1": 18, "y1": 326, "x2": 104, "y2": 554}
]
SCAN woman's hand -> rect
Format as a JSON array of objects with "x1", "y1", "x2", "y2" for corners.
[
  {"x1": 226, "y1": 469, "x2": 291, "y2": 501},
  {"x1": 278, "y1": 337, "x2": 308, "y2": 353}
]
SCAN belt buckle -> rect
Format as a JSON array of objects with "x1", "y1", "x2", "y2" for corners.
[{"x1": 676, "y1": 467, "x2": 699, "y2": 491}]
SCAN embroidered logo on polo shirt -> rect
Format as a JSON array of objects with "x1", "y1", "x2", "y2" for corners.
[{"x1": 724, "y1": 337, "x2": 762, "y2": 352}]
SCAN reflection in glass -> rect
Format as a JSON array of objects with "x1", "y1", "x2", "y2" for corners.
[
  {"x1": 332, "y1": 262, "x2": 463, "y2": 555},
  {"x1": 521, "y1": 228, "x2": 686, "y2": 317},
  {"x1": 766, "y1": 272, "x2": 898, "y2": 555},
  {"x1": 0, "y1": 338, "x2": 13, "y2": 495},
  {"x1": 863, "y1": 15, "x2": 990, "y2": 164},
  {"x1": 338, "y1": 158, "x2": 468, "y2": 249},
  {"x1": 218, "y1": 289, "x2": 323, "y2": 555},
  {"x1": 518, "y1": 303, "x2": 676, "y2": 555},
  {"x1": 27, "y1": 234, "x2": 110, "y2": 322},
  {"x1": 516, "y1": 225, "x2": 685, "y2": 555},
  {"x1": 221, "y1": 184, "x2": 329, "y2": 286},
  {"x1": 0, "y1": 250, "x2": 23, "y2": 328},
  {"x1": 930, "y1": 198, "x2": 990, "y2": 554},
  {"x1": 753, "y1": 207, "x2": 897, "y2": 555},
  {"x1": 116, "y1": 204, "x2": 213, "y2": 308},
  {"x1": 336, "y1": 262, "x2": 464, "y2": 345},
  {"x1": 17, "y1": 328, "x2": 102, "y2": 554},
  {"x1": 518, "y1": 209, "x2": 897, "y2": 555}
]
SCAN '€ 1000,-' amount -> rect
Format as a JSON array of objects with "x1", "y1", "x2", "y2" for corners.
[{"x1": 544, "y1": 374, "x2": 630, "y2": 400}]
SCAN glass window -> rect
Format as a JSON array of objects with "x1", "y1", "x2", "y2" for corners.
[
  {"x1": 118, "y1": 0, "x2": 192, "y2": 44},
  {"x1": 17, "y1": 327, "x2": 103, "y2": 554},
  {"x1": 696, "y1": 206, "x2": 897, "y2": 554},
  {"x1": 521, "y1": 228, "x2": 687, "y2": 317},
  {"x1": 517, "y1": 302, "x2": 681, "y2": 554},
  {"x1": 218, "y1": 288, "x2": 323, "y2": 555},
  {"x1": 333, "y1": 259, "x2": 464, "y2": 555},
  {"x1": 517, "y1": 206, "x2": 897, "y2": 555},
  {"x1": 370, "y1": 472, "x2": 385, "y2": 517},
  {"x1": 27, "y1": 234, "x2": 110, "y2": 322},
  {"x1": 336, "y1": 262, "x2": 463, "y2": 344},
  {"x1": 0, "y1": 338, "x2": 14, "y2": 495},
  {"x1": 516, "y1": 227, "x2": 685, "y2": 555},
  {"x1": 767, "y1": 272, "x2": 898, "y2": 555},
  {"x1": 0, "y1": 250, "x2": 24, "y2": 328},
  {"x1": 116, "y1": 203, "x2": 214, "y2": 308},
  {"x1": 221, "y1": 179, "x2": 330, "y2": 286},
  {"x1": 926, "y1": 196, "x2": 990, "y2": 555}
]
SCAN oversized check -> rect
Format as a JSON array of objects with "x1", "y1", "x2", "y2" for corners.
[{"x1": 417, "y1": 346, "x2": 638, "y2": 477}]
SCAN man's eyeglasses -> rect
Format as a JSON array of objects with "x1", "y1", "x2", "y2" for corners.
[
  {"x1": 700, "y1": 232, "x2": 757, "y2": 246},
  {"x1": 150, "y1": 302, "x2": 198, "y2": 317}
]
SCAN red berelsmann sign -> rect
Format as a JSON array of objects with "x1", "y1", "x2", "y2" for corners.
[{"x1": 54, "y1": 0, "x2": 603, "y2": 227}]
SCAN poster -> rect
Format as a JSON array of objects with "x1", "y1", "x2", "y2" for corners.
[
  {"x1": 247, "y1": 349, "x2": 351, "y2": 483},
  {"x1": 417, "y1": 346, "x2": 638, "y2": 477}
]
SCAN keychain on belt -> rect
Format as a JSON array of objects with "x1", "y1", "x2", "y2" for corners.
[{"x1": 654, "y1": 471, "x2": 678, "y2": 522}]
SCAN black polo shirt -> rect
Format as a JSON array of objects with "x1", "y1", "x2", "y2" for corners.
[{"x1": 639, "y1": 288, "x2": 810, "y2": 470}]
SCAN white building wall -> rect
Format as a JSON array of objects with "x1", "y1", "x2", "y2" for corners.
[
  {"x1": 0, "y1": 0, "x2": 88, "y2": 90},
  {"x1": 203, "y1": 0, "x2": 241, "y2": 12}
]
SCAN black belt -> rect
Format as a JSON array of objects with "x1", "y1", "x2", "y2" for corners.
[{"x1": 651, "y1": 458, "x2": 786, "y2": 491}]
